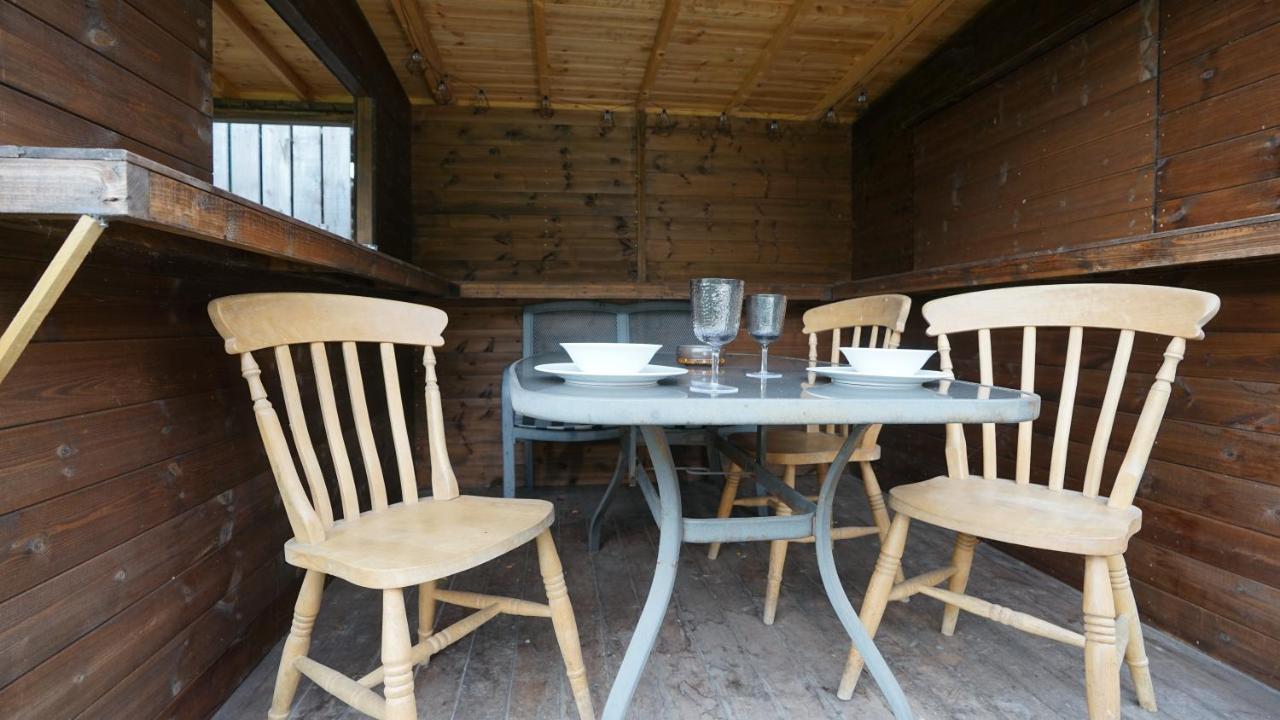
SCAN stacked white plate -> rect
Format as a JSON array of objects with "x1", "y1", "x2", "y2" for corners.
[
  {"x1": 535, "y1": 362, "x2": 687, "y2": 387},
  {"x1": 808, "y1": 366, "x2": 947, "y2": 388}
]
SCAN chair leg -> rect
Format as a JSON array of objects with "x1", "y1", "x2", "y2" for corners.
[
  {"x1": 418, "y1": 579, "x2": 438, "y2": 645},
  {"x1": 859, "y1": 461, "x2": 905, "y2": 584},
  {"x1": 381, "y1": 587, "x2": 417, "y2": 720},
  {"x1": 536, "y1": 530, "x2": 595, "y2": 720},
  {"x1": 707, "y1": 461, "x2": 741, "y2": 560},
  {"x1": 1108, "y1": 555, "x2": 1157, "y2": 711},
  {"x1": 524, "y1": 440, "x2": 536, "y2": 491},
  {"x1": 940, "y1": 533, "x2": 978, "y2": 636},
  {"x1": 1084, "y1": 556, "x2": 1121, "y2": 720},
  {"x1": 268, "y1": 570, "x2": 324, "y2": 719},
  {"x1": 762, "y1": 464, "x2": 797, "y2": 625},
  {"x1": 502, "y1": 380, "x2": 516, "y2": 499},
  {"x1": 838, "y1": 514, "x2": 910, "y2": 700}
]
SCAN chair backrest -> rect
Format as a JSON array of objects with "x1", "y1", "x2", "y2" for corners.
[
  {"x1": 624, "y1": 300, "x2": 697, "y2": 350},
  {"x1": 922, "y1": 283, "x2": 1219, "y2": 509},
  {"x1": 208, "y1": 293, "x2": 457, "y2": 545},
  {"x1": 521, "y1": 300, "x2": 696, "y2": 357},
  {"x1": 522, "y1": 301, "x2": 623, "y2": 356},
  {"x1": 803, "y1": 294, "x2": 913, "y2": 442}
]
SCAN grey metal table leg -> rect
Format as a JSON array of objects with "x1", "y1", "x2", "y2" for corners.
[
  {"x1": 814, "y1": 426, "x2": 913, "y2": 720},
  {"x1": 589, "y1": 428, "x2": 634, "y2": 553},
  {"x1": 601, "y1": 425, "x2": 683, "y2": 720}
]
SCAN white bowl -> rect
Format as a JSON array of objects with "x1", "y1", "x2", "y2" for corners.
[
  {"x1": 561, "y1": 343, "x2": 662, "y2": 374},
  {"x1": 839, "y1": 347, "x2": 936, "y2": 376}
]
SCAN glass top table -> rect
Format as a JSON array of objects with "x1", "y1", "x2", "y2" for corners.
[{"x1": 508, "y1": 353, "x2": 1040, "y2": 719}]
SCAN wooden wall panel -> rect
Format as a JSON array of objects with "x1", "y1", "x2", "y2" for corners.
[
  {"x1": 413, "y1": 107, "x2": 852, "y2": 285},
  {"x1": 413, "y1": 108, "x2": 639, "y2": 282},
  {"x1": 1156, "y1": 0, "x2": 1280, "y2": 230},
  {"x1": 847, "y1": 0, "x2": 1280, "y2": 688},
  {"x1": 0, "y1": 0, "x2": 213, "y2": 179},
  {"x1": 911, "y1": 3, "x2": 1156, "y2": 267},
  {"x1": 644, "y1": 116, "x2": 852, "y2": 284},
  {"x1": 0, "y1": 225, "x2": 399, "y2": 716}
]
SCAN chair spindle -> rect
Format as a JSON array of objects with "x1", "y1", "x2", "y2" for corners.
[
  {"x1": 380, "y1": 343, "x2": 419, "y2": 504},
  {"x1": 311, "y1": 342, "x2": 361, "y2": 519},
  {"x1": 1048, "y1": 326, "x2": 1083, "y2": 491},
  {"x1": 423, "y1": 347, "x2": 460, "y2": 500},
  {"x1": 241, "y1": 352, "x2": 324, "y2": 543},
  {"x1": 274, "y1": 346, "x2": 335, "y2": 526},
  {"x1": 937, "y1": 334, "x2": 969, "y2": 479},
  {"x1": 977, "y1": 328, "x2": 996, "y2": 480},
  {"x1": 1084, "y1": 330, "x2": 1135, "y2": 497},
  {"x1": 1109, "y1": 337, "x2": 1186, "y2": 508},
  {"x1": 1015, "y1": 327, "x2": 1036, "y2": 484},
  {"x1": 342, "y1": 342, "x2": 388, "y2": 511}
]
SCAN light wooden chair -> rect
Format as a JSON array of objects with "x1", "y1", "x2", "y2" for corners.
[
  {"x1": 208, "y1": 293, "x2": 594, "y2": 720},
  {"x1": 708, "y1": 294, "x2": 912, "y2": 625},
  {"x1": 837, "y1": 284, "x2": 1219, "y2": 720}
]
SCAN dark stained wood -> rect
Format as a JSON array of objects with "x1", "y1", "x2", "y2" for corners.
[
  {"x1": 11, "y1": 0, "x2": 212, "y2": 115},
  {"x1": 0, "y1": 148, "x2": 451, "y2": 295},
  {"x1": 265, "y1": 0, "x2": 413, "y2": 261},
  {"x1": 835, "y1": 212, "x2": 1280, "y2": 296},
  {"x1": 0, "y1": 0, "x2": 212, "y2": 174}
]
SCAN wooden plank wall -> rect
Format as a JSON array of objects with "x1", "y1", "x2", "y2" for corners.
[
  {"x1": 0, "y1": 223, "x2": 405, "y2": 717},
  {"x1": 911, "y1": 1, "x2": 1157, "y2": 268},
  {"x1": 413, "y1": 106, "x2": 848, "y2": 488},
  {"x1": 0, "y1": 0, "x2": 214, "y2": 180},
  {"x1": 849, "y1": 0, "x2": 1280, "y2": 688}
]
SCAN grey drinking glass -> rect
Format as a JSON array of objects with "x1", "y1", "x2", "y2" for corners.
[
  {"x1": 689, "y1": 277, "x2": 745, "y2": 394},
  {"x1": 745, "y1": 293, "x2": 786, "y2": 379}
]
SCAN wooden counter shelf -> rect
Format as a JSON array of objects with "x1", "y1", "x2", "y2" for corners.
[
  {"x1": 0, "y1": 147, "x2": 452, "y2": 296},
  {"x1": 455, "y1": 280, "x2": 833, "y2": 301},
  {"x1": 834, "y1": 213, "x2": 1280, "y2": 298}
]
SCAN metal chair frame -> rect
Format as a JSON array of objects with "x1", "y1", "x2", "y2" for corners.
[{"x1": 501, "y1": 300, "x2": 699, "y2": 502}]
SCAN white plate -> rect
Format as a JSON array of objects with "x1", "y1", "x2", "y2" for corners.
[
  {"x1": 535, "y1": 362, "x2": 688, "y2": 387},
  {"x1": 808, "y1": 366, "x2": 948, "y2": 387}
]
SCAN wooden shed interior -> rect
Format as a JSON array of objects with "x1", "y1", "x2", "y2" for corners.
[{"x1": 2, "y1": 0, "x2": 1279, "y2": 717}]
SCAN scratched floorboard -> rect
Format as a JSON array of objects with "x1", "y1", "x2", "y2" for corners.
[{"x1": 214, "y1": 478, "x2": 1280, "y2": 720}]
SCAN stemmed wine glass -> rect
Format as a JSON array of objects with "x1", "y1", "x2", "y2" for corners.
[
  {"x1": 745, "y1": 294, "x2": 786, "y2": 379},
  {"x1": 689, "y1": 278, "x2": 744, "y2": 394}
]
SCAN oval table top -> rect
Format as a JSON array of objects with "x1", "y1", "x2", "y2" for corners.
[{"x1": 508, "y1": 353, "x2": 1039, "y2": 427}]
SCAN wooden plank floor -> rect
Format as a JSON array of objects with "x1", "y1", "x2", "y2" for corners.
[{"x1": 214, "y1": 478, "x2": 1280, "y2": 719}]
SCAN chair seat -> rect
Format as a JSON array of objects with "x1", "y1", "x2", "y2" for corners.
[
  {"x1": 284, "y1": 495, "x2": 554, "y2": 589},
  {"x1": 730, "y1": 429, "x2": 881, "y2": 466},
  {"x1": 890, "y1": 476, "x2": 1142, "y2": 555}
]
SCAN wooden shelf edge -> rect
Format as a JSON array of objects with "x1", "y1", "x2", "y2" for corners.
[
  {"x1": 0, "y1": 147, "x2": 454, "y2": 296},
  {"x1": 835, "y1": 213, "x2": 1280, "y2": 297},
  {"x1": 454, "y1": 281, "x2": 833, "y2": 301}
]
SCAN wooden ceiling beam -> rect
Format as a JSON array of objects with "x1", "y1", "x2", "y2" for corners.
[
  {"x1": 725, "y1": 0, "x2": 812, "y2": 114},
  {"x1": 808, "y1": 0, "x2": 955, "y2": 119},
  {"x1": 529, "y1": 0, "x2": 551, "y2": 102},
  {"x1": 389, "y1": 0, "x2": 449, "y2": 104},
  {"x1": 263, "y1": 0, "x2": 413, "y2": 260},
  {"x1": 214, "y1": 0, "x2": 312, "y2": 100},
  {"x1": 636, "y1": 0, "x2": 682, "y2": 110}
]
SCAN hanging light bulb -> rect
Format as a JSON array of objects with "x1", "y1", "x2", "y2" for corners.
[
  {"x1": 766, "y1": 119, "x2": 781, "y2": 138},
  {"x1": 472, "y1": 88, "x2": 490, "y2": 113},
  {"x1": 407, "y1": 49, "x2": 425, "y2": 73},
  {"x1": 856, "y1": 88, "x2": 868, "y2": 104},
  {"x1": 538, "y1": 95, "x2": 554, "y2": 118},
  {"x1": 822, "y1": 107, "x2": 838, "y2": 126},
  {"x1": 655, "y1": 108, "x2": 676, "y2": 132},
  {"x1": 600, "y1": 109, "x2": 615, "y2": 131},
  {"x1": 435, "y1": 76, "x2": 452, "y2": 105},
  {"x1": 717, "y1": 112, "x2": 731, "y2": 134}
]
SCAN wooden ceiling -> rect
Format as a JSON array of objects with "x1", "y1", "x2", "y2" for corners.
[{"x1": 213, "y1": 0, "x2": 992, "y2": 120}]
